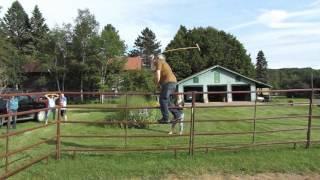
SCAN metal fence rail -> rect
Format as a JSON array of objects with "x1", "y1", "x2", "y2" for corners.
[{"x1": 0, "y1": 88, "x2": 319, "y2": 179}]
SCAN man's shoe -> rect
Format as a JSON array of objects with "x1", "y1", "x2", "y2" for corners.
[{"x1": 157, "y1": 119, "x2": 169, "y2": 124}]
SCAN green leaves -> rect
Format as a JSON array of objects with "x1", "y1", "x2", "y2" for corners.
[
  {"x1": 256, "y1": 50, "x2": 268, "y2": 83},
  {"x1": 166, "y1": 26, "x2": 254, "y2": 80},
  {"x1": 130, "y1": 27, "x2": 161, "y2": 68},
  {"x1": 2, "y1": 1, "x2": 31, "y2": 52}
]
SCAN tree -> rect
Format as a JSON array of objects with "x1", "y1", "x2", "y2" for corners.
[
  {"x1": 120, "y1": 70, "x2": 156, "y2": 92},
  {"x1": 0, "y1": 32, "x2": 11, "y2": 87},
  {"x1": 0, "y1": 1, "x2": 28, "y2": 89},
  {"x1": 2, "y1": 1, "x2": 32, "y2": 53},
  {"x1": 268, "y1": 68, "x2": 320, "y2": 97},
  {"x1": 97, "y1": 24, "x2": 126, "y2": 93},
  {"x1": 255, "y1": 50, "x2": 268, "y2": 83},
  {"x1": 0, "y1": 32, "x2": 23, "y2": 89},
  {"x1": 130, "y1": 27, "x2": 161, "y2": 68},
  {"x1": 165, "y1": 26, "x2": 254, "y2": 80},
  {"x1": 72, "y1": 9, "x2": 99, "y2": 100},
  {"x1": 47, "y1": 24, "x2": 73, "y2": 91},
  {"x1": 30, "y1": 5, "x2": 49, "y2": 53}
]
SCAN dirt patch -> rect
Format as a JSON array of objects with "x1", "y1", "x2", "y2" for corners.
[{"x1": 166, "y1": 173, "x2": 320, "y2": 180}]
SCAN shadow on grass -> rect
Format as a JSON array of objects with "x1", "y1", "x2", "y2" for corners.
[
  {"x1": 41, "y1": 138, "x2": 124, "y2": 149},
  {"x1": 70, "y1": 109, "x2": 118, "y2": 113},
  {"x1": 143, "y1": 127, "x2": 168, "y2": 134},
  {"x1": 0, "y1": 154, "x2": 32, "y2": 168}
]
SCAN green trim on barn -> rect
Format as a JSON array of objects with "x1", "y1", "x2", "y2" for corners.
[{"x1": 178, "y1": 65, "x2": 271, "y2": 88}]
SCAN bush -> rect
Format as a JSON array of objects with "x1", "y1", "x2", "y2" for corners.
[{"x1": 106, "y1": 95, "x2": 160, "y2": 128}]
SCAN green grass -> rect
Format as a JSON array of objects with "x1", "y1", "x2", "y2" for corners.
[
  {"x1": 1, "y1": 98, "x2": 320, "y2": 179},
  {"x1": 10, "y1": 147, "x2": 320, "y2": 179}
]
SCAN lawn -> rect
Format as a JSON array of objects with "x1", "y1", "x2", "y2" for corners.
[{"x1": 1, "y1": 96, "x2": 320, "y2": 179}]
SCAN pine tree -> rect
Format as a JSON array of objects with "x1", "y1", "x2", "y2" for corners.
[
  {"x1": 2, "y1": 1, "x2": 32, "y2": 53},
  {"x1": 130, "y1": 27, "x2": 161, "y2": 68},
  {"x1": 30, "y1": 5, "x2": 49, "y2": 52},
  {"x1": 1, "y1": 1, "x2": 29, "y2": 89},
  {"x1": 255, "y1": 50, "x2": 268, "y2": 83}
]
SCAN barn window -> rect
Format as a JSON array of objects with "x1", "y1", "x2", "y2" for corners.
[
  {"x1": 193, "y1": 77, "x2": 199, "y2": 83},
  {"x1": 214, "y1": 72, "x2": 220, "y2": 83}
]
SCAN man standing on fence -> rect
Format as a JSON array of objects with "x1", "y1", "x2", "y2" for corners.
[{"x1": 152, "y1": 54, "x2": 182, "y2": 124}]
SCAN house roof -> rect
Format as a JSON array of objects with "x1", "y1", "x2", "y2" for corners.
[
  {"x1": 177, "y1": 65, "x2": 272, "y2": 88},
  {"x1": 124, "y1": 56, "x2": 142, "y2": 70},
  {"x1": 23, "y1": 62, "x2": 46, "y2": 73}
]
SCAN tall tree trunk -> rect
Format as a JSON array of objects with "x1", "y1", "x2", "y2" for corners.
[
  {"x1": 54, "y1": 56, "x2": 60, "y2": 91},
  {"x1": 62, "y1": 70, "x2": 65, "y2": 91},
  {"x1": 62, "y1": 54, "x2": 66, "y2": 91},
  {"x1": 56, "y1": 78, "x2": 60, "y2": 91},
  {"x1": 80, "y1": 41, "x2": 86, "y2": 102},
  {"x1": 100, "y1": 65, "x2": 106, "y2": 104},
  {"x1": 80, "y1": 74, "x2": 83, "y2": 102}
]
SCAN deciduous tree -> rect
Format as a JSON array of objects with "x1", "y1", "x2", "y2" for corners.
[{"x1": 165, "y1": 26, "x2": 254, "y2": 80}]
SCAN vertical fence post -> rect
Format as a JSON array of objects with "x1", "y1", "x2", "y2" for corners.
[
  {"x1": 306, "y1": 74, "x2": 314, "y2": 148},
  {"x1": 188, "y1": 91, "x2": 196, "y2": 156},
  {"x1": 188, "y1": 92, "x2": 193, "y2": 156},
  {"x1": 5, "y1": 117, "x2": 10, "y2": 173},
  {"x1": 191, "y1": 91, "x2": 196, "y2": 156},
  {"x1": 252, "y1": 98, "x2": 257, "y2": 144},
  {"x1": 56, "y1": 92, "x2": 61, "y2": 160},
  {"x1": 124, "y1": 92, "x2": 128, "y2": 149}
]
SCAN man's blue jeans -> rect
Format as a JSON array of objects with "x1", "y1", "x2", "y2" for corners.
[
  {"x1": 160, "y1": 82, "x2": 182, "y2": 121},
  {"x1": 9, "y1": 109, "x2": 17, "y2": 129}
]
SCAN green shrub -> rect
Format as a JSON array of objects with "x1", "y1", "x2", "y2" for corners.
[{"x1": 106, "y1": 95, "x2": 160, "y2": 128}]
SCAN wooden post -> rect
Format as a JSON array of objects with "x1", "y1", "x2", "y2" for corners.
[
  {"x1": 56, "y1": 92, "x2": 62, "y2": 160},
  {"x1": 252, "y1": 99, "x2": 257, "y2": 144},
  {"x1": 124, "y1": 93, "x2": 128, "y2": 149},
  {"x1": 188, "y1": 92, "x2": 194, "y2": 155},
  {"x1": 191, "y1": 91, "x2": 196, "y2": 156},
  {"x1": 306, "y1": 73, "x2": 314, "y2": 148},
  {"x1": 5, "y1": 118, "x2": 9, "y2": 173}
]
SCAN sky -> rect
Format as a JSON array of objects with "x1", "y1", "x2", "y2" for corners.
[{"x1": 1, "y1": 0, "x2": 320, "y2": 69}]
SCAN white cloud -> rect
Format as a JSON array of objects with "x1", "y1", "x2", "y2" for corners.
[
  {"x1": 0, "y1": 0, "x2": 182, "y2": 50},
  {"x1": 257, "y1": 10, "x2": 289, "y2": 26},
  {"x1": 228, "y1": 2, "x2": 320, "y2": 68},
  {"x1": 309, "y1": 0, "x2": 320, "y2": 7}
]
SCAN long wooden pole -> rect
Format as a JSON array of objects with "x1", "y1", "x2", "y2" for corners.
[
  {"x1": 56, "y1": 92, "x2": 61, "y2": 159},
  {"x1": 306, "y1": 72, "x2": 314, "y2": 148},
  {"x1": 5, "y1": 119, "x2": 9, "y2": 173},
  {"x1": 252, "y1": 99, "x2": 257, "y2": 144},
  {"x1": 163, "y1": 44, "x2": 200, "y2": 53}
]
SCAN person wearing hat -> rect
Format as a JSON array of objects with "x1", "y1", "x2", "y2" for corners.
[{"x1": 152, "y1": 54, "x2": 183, "y2": 124}]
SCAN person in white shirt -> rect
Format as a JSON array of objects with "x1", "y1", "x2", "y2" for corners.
[
  {"x1": 44, "y1": 94, "x2": 59, "y2": 125},
  {"x1": 59, "y1": 93, "x2": 67, "y2": 121}
]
